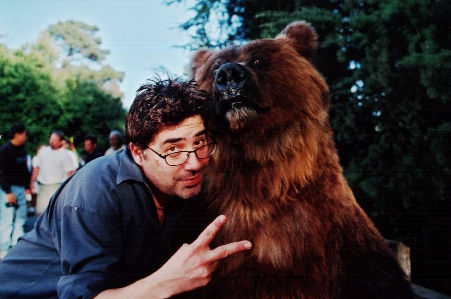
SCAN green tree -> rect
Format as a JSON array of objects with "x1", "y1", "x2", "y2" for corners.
[
  {"x1": 26, "y1": 20, "x2": 124, "y2": 98},
  {"x1": 170, "y1": 0, "x2": 451, "y2": 293},
  {"x1": 48, "y1": 20, "x2": 110, "y2": 64},
  {"x1": 59, "y1": 77, "x2": 126, "y2": 151},
  {"x1": 0, "y1": 45, "x2": 62, "y2": 151},
  {"x1": 0, "y1": 20, "x2": 127, "y2": 154}
]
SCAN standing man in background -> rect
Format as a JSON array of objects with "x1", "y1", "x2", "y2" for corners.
[
  {"x1": 0, "y1": 124, "x2": 31, "y2": 259},
  {"x1": 81, "y1": 134, "x2": 103, "y2": 165},
  {"x1": 30, "y1": 131, "x2": 78, "y2": 216},
  {"x1": 104, "y1": 130, "x2": 125, "y2": 155}
]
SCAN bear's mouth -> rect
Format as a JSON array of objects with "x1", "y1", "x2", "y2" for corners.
[
  {"x1": 213, "y1": 93, "x2": 269, "y2": 132},
  {"x1": 215, "y1": 94, "x2": 268, "y2": 116}
]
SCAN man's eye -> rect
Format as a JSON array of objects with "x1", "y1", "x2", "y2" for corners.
[
  {"x1": 167, "y1": 146, "x2": 180, "y2": 153},
  {"x1": 193, "y1": 138, "x2": 206, "y2": 147}
]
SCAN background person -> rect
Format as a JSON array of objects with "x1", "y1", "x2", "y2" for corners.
[
  {"x1": 30, "y1": 131, "x2": 78, "y2": 215},
  {"x1": 81, "y1": 134, "x2": 103, "y2": 165},
  {"x1": 0, "y1": 78, "x2": 251, "y2": 298},
  {"x1": 0, "y1": 124, "x2": 31, "y2": 259},
  {"x1": 104, "y1": 130, "x2": 125, "y2": 155}
]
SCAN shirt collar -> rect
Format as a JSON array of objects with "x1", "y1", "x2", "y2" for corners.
[{"x1": 116, "y1": 147, "x2": 147, "y2": 185}]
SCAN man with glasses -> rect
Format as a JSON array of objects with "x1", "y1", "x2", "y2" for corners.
[{"x1": 0, "y1": 78, "x2": 252, "y2": 298}]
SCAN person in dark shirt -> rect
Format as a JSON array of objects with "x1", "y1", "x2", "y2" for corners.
[
  {"x1": 81, "y1": 134, "x2": 103, "y2": 165},
  {"x1": 0, "y1": 79, "x2": 252, "y2": 298},
  {"x1": 0, "y1": 124, "x2": 31, "y2": 259}
]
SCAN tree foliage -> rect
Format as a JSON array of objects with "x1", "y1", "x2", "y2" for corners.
[
  {"x1": 170, "y1": 0, "x2": 451, "y2": 293},
  {"x1": 48, "y1": 20, "x2": 110, "y2": 63},
  {"x1": 59, "y1": 77, "x2": 125, "y2": 150},
  {"x1": 0, "y1": 21, "x2": 126, "y2": 153},
  {"x1": 0, "y1": 45, "x2": 62, "y2": 150},
  {"x1": 27, "y1": 20, "x2": 125, "y2": 98}
]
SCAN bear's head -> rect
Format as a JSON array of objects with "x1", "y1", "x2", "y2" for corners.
[{"x1": 191, "y1": 21, "x2": 329, "y2": 138}]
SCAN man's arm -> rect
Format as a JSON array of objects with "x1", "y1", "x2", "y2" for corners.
[
  {"x1": 94, "y1": 215, "x2": 252, "y2": 299},
  {"x1": 63, "y1": 150, "x2": 78, "y2": 177},
  {"x1": 30, "y1": 166, "x2": 39, "y2": 194}
]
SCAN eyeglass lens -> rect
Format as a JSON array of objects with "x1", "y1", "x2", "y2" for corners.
[{"x1": 166, "y1": 144, "x2": 215, "y2": 166}]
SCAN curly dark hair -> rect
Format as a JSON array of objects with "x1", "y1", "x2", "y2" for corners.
[{"x1": 126, "y1": 78, "x2": 211, "y2": 149}]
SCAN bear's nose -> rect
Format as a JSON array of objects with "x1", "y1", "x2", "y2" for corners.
[{"x1": 214, "y1": 63, "x2": 249, "y2": 93}]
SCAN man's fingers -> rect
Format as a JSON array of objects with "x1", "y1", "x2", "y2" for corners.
[
  {"x1": 192, "y1": 215, "x2": 227, "y2": 248},
  {"x1": 207, "y1": 240, "x2": 252, "y2": 263}
]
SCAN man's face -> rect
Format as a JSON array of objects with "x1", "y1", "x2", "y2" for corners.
[
  {"x1": 110, "y1": 134, "x2": 120, "y2": 149},
  {"x1": 84, "y1": 140, "x2": 96, "y2": 153},
  {"x1": 15, "y1": 131, "x2": 27, "y2": 146},
  {"x1": 131, "y1": 115, "x2": 210, "y2": 200},
  {"x1": 49, "y1": 133, "x2": 62, "y2": 150}
]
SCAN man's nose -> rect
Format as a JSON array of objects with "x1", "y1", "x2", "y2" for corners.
[{"x1": 183, "y1": 152, "x2": 204, "y2": 171}]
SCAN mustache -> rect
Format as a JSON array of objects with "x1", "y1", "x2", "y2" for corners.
[{"x1": 177, "y1": 168, "x2": 206, "y2": 181}]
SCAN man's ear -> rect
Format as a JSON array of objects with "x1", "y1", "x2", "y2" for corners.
[{"x1": 129, "y1": 143, "x2": 144, "y2": 166}]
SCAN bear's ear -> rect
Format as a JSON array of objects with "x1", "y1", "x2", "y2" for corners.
[
  {"x1": 276, "y1": 21, "x2": 318, "y2": 60},
  {"x1": 191, "y1": 48, "x2": 213, "y2": 78}
]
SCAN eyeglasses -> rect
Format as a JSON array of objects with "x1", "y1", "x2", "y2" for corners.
[{"x1": 147, "y1": 142, "x2": 217, "y2": 166}]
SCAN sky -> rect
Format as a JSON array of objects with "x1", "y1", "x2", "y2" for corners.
[{"x1": 0, "y1": 0, "x2": 197, "y2": 108}]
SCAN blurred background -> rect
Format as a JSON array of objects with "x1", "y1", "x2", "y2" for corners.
[{"x1": 1, "y1": 0, "x2": 450, "y2": 295}]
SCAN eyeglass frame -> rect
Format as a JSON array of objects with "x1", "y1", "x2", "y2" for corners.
[{"x1": 146, "y1": 138, "x2": 217, "y2": 166}]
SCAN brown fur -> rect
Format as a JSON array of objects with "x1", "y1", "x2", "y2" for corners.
[{"x1": 188, "y1": 21, "x2": 414, "y2": 299}]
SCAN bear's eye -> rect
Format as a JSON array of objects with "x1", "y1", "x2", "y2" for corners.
[{"x1": 249, "y1": 57, "x2": 264, "y2": 68}]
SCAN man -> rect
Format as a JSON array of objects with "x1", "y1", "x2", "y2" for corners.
[
  {"x1": 104, "y1": 130, "x2": 125, "y2": 155},
  {"x1": 0, "y1": 124, "x2": 31, "y2": 259},
  {"x1": 0, "y1": 78, "x2": 251, "y2": 298},
  {"x1": 30, "y1": 131, "x2": 78, "y2": 215},
  {"x1": 81, "y1": 135, "x2": 103, "y2": 165}
]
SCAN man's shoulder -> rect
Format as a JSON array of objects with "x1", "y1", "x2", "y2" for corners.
[
  {"x1": 65, "y1": 150, "x2": 141, "y2": 193},
  {"x1": 0, "y1": 143, "x2": 7, "y2": 154},
  {"x1": 0, "y1": 142, "x2": 11, "y2": 152},
  {"x1": 38, "y1": 146, "x2": 51, "y2": 156},
  {"x1": 78, "y1": 153, "x2": 119, "y2": 178},
  {"x1": 57, "y1": 156, "x2": 122, "y2": 210}
]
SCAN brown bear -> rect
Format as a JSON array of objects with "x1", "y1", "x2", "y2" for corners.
[{"x1": 190, "y1": 21, "x2": 414, "y2": 299}]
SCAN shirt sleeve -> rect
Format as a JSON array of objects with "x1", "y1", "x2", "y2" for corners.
[
  {"x1": 34, "y1": 149, "x2": 43, "y2": 168},
  {"x1": 32, "y1": 155, "x2": 39, "y2": 168},
  {"x1": 53, "y1": 191, "x2": 124, "y2": 298},
  {"x1": 62, "y1": 150, "x2": 78, "y2": 173}
]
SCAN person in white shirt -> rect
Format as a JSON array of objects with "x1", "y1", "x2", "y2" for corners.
[{"x1": 30, "y1": 131, "x2": 78, "y2": 215}]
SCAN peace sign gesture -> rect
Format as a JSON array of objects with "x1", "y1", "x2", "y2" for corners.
[
  {"x1": 95, "y1": 215, "x2": 252, "y2": 299},
  {"x1": 156, "y1": 215, "x2": 252, "y2": 296}
]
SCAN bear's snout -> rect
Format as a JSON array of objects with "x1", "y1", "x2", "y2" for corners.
[{"x1": 214, "y1": 63, "x2": 249, "y2": 96}]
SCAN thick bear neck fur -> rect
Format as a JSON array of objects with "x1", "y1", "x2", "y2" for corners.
[{"x1": 202, "y1": 110, "x2": 357, "y2": 278}]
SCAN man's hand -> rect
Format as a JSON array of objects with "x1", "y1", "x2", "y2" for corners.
[
  {"x1": 5, "y1": 193, "x2": 16, "y2": 205},
  {"x1": 95, "y1": 215, "x2": 252, "y2": 299},
  {"x1": 155, "y1": 215, "x2": 252, "y2": 296}
]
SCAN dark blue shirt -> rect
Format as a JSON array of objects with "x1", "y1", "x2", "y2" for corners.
[
  {"x1": 0, "y1": 142, "x2": 30, "y2": 193},
  {"x1": 0, "y1": 149, "x2": 206, "y2": 298}
]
